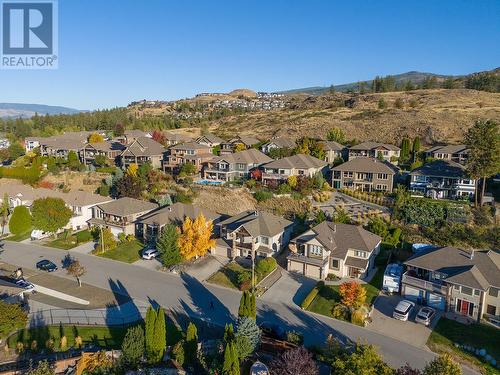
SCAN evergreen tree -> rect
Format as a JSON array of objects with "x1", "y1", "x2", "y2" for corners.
[
  {"x1": 235, "y1": 317, "x2": 261, "y2": 361},
  {"x1": 238, "y1": 291, "x2": 249, "y2": 318},
  {"x1": 249, "y1": 292, "x2": 256, "y2": 320},
  {"x1": 121, "y1": 325, "x2": 145, "y2": 368},
  {"x1": 156, "y1": 224, "x2": 182, "y2": 267},
  {"x1": 152, "y1": 308, "x2": 166, "y2": 363},
  {"x1": 223, "y1": 323, "x2": 235, "y2": 345},
  {"x1": 400, "y1": 137, "x2": 411, "y2": 163},
  {"x1": 185, "y1": 322, "x2": 198, "y2": 364},
  {"x1": 412, "y1": 137, "x2": 421, "y2": 153},
  {"x1": 222, "y1": 341, "x2": 240, "y2": 375},
  {"x1": 145, "y1": 306, "x2": 156, "y2": 362}
]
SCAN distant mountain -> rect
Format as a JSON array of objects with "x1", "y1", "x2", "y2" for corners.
[
  {"x1": 0, "y1": 103, "x2": 83, "y2": 118},
  {"x1": 281, "y1": 71, "x2": 453, "y2": 95}
]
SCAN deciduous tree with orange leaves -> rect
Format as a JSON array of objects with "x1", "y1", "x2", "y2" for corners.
[
  {"x1": 339, "y1": 281, "x2": 366, "y2": 309},
  {"x1": 178, "y1": 214, "x2": 215, "y2": 260}
]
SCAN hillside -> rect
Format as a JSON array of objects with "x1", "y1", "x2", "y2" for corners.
[
  {"x1": 0, "y1": 103, "x2": 82, "y2": 118},
  {"x1": 205, "y1": 89, "x2": 500, "y2": 145}
]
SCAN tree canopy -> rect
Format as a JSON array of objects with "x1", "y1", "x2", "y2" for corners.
[{"x1": 32, "y1": 197, "x2": 72, "y2": 233}]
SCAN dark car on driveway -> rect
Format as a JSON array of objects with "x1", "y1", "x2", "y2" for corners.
[{"x1": 36, "y1": 259, "x2": 58, "y2": 272}]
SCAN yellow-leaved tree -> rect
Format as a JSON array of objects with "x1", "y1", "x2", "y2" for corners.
[
  {"x1": 126, "y1": 163, "x2": 138, "y2": 177},
  {"x1": 88, "y1": 132, "x2": 104, "y2": 143},
  {"x1": 234, "y1": 143, "x2": 246, "y2": 152},
  {"x1": 178, "y1": 214, "x2": 215, "y2": 260}
]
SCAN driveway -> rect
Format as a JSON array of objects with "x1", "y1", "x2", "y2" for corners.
[
  {"x1": 368, "y1": 294, "x2": 439, "y2": 347},
  {"x1": 132, "y1": 258, "x2": 162, "y2": 271},
  {"x1": 261, "y1": 269, "x2": 317, "y2": 306},
  {"x1": 184, "y1": 255, "x2": 229, "y2": 281}
]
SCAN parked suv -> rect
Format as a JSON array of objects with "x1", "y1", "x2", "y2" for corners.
[
  {"x1": 415, "y1": 306, "x2": 435, "y2": 326},
  {"x1": 393, "y1": 300, "x2": 415, "y2": 321}
]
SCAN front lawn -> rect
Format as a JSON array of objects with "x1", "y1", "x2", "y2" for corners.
[
  {"x1": 96, "y1": 239, "x2": 143, "y2": 263},
  {"x1": 207, "y1": 259, "x2": 276, "y2": 290},
  {"x1": 427, "y1": 318, "x2": 499, "y2": 375},
  {"x1": 6, "y1": 228, "x2": 32, "y2": 242},
  {"x1": 45, "y1": 230, "x2": 93, "y2": 250}
]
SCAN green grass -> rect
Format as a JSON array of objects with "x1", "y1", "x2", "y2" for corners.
[
  {"x1": 427, "y1": 318, "x2": 500, "y2": 375},
  {"x1": 97, "y1": 239, "x2": 143, "y2": 263},
  {"x1": 45, "y1": 230, "x2": 93, "y2": 250},
  {"x1": 95, "y1": 167, "x2": 118, "y2": 173},
  {"x1": 6, "y1": 228, "x2": 32, "y2": 242},
  {"x1": 207, "y1": 262, "x2": 247, "y2": 289}
]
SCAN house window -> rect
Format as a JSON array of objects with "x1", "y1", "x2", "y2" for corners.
[
  {"x1": 376, "y1": 184, "x2": 387, "y2": 191},
  {"x1": 260, "y1": 236, "x2": 269, "y2": 245},
  {"x1": 461, "y1": 286, "x2": 473, "y2": 296},
  {"x1": 298, "y1": 170, "x2": 305, "y2": 175},
  {"x1": 236, "y1": 163, "x2": 246, "y2": 170},
  {"x1": 474, "y1": 289, "x2": 480, "y2": 296},
  {"x1": 454, "y1": 285, "x2": 460, "y2": 290},
  {"x1": 331, "y1": 259, "x2": 340, "y2": 269},
  {"x1": 309, "y1": 245, "x2": 322, "y2": 256},
  {"x1": 489, "y1": 287, "x2": 499, "y2": 297},
  {"x1": 486, "y1": 305, "x2": 496, "y2": 315},
  {"x1": 355, "y1": 251, "x2": 367, "y2": 258},
  {"x1": 377, "y1": 173, "x2": 388, "y2": 180}
]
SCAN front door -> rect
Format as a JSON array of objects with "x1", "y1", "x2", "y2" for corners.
[
  {"x1": 456, "y1": 299, "x2": 474, "y2": 317},
  {"x1": 349, "y1": 267, "x2": 361, "y2": 278}
]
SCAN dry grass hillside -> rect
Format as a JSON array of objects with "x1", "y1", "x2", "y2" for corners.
[{"x1": 206, "y1": 89, "x2": 500, "y2": 145}]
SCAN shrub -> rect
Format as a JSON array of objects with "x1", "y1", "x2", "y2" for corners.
[
  {"x1": 121, "y1": 325, "x2": 145, "y2": 368},
  {"x1": 9, "y1": 206, "x2": 32, "y2": 235},
  {"x1": 126, "y1": 234, "x2": 135, "y2": 242},
  {"x1": 286, "y1": 331, "x2": 304, "y2": 345},
  {"x1": 331, "y1": 303, "x2": 350, "y2": 321},
  {"x1": 351, "y1": 309, "x2": 366, "y2": 326},
  {"x1": 254, "y1": 190, "x2": 273, "y2": 202},
  {"x1": 75, "y1": 230, "x2": 92, "y2": 243},
  {"x1": 325, "y1": 273, "x2": 340, "y2": 281},
  {"x1": 276, "y1": 183, "x2": 292, "y2": 195},
  {"x1": 301, "y1": 281, "x2": 324, "y2": 309},
  {"x1": 118, "y1": 233, "x2": 126, "y2": 243},
  {"x1": 172, "y1": 340, "x2": 185, "y2": 366},
  {"x1": 255, "y1": 257, "x2": 277, "y2": 276}
]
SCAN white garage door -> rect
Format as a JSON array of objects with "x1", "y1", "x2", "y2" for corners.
[
  {"x1": 427, "y1": 292, "x2": 445, "y2": 310},
  {"x1": 404, "y1": 286, "x2": 422, "y2": 302}
]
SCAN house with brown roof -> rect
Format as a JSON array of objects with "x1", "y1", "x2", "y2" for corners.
[
  {"x1": 287, "y1": 222, "x2": 381, "y2": 279},
  {"x1": 331, "y1": 157, "x2": 397, "y2": 192},
  {"x1": 424, "y1": 144, "x2": 469, "y2": 165},
  {"x1": 80, "y1": 142, "x2": 126, "y2": 166},
  {"x1": 135, "y1": 202, "x2": 222, "y2": 242},
  {"x1": 261, "y1": 137, "x2": 295, "y2": 154},
  {"x1": 163, "y1": 142, "x2": 213, "y2": 174},
  {"x1": 163, "y1": 132, "x2": 193, "y2": 147},
  {"x1": 261, "y1": 154, "x2": 328, "y2": 185},
  {"x1": 203, "y1": 148, "x2": 272, "y2": 182},
  {"x1": 88, "y1": 197, "x2": 158, "y2": 236},
  {"x1": 120, "y1": 137, "x2": 166, "y2": 169},
  {"x1": 402, "y1": 247, "x2": 499, "y2": 322},
  {"x1": 115, "y1": 130, "x2": 151, "y2": 145},
  {"x1": 320, "y1": 140, "x2": 347, "y2": 164},
  {"x1": 220, "y1": 135, "x2": 261, "y2": 155},
  {"x1": 348, "y1": 141, "x2": 400, "y2": 163},
  {"x1": 195, "y1": 134, "x2": 225, "y2": 148},
  {"x1": 215, "y1": 210, "x2": 293, "y2": 258}
]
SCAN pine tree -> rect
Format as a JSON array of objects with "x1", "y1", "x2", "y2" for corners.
[
  {"x1": 222, "y1": 341, "x2": 240, "y2": 375},
  {"x1": 400, "y1": 137, "x2": 411, "y2": 163},
  {"x1": 145, "y1": 306, "x2": 156, "y2": 362},
  {"x1": 249, "y1": 292, "x2": 256, "y2": 320},
  {"x1": 238, "y1": 291, "x2": 249, "y2": 318},
  {"x1": 412, "y1": 137, "x2": 421, "y2": 153},
  {"x1": 224, "y1": 323, "x2": 235, "y2": 345},
  {"x1": 185, "y1": 322, "x2": 198, "y2": 364},
  {"x1": 153, "y1": 308, "x2": 166, "y2": 363}
]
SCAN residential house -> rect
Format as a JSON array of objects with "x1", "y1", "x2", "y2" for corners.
[
  {"x1": 320, "y1": 140, "x2": 347, "y2": 164},
  {"x1": 0, "y1": 182, "x2": 113, "y2": 231},
  {"x1": 260, "y1": 137, "x2": 295, "y2": 154},
  {"x1": 331, "y1": 157, "x2": 396, "y2": 192},
  {"x1": 195, "y1": 134, "x2": 225, "y2": 148},
  {"x1": 348, "y1": 141, "x2": 400, "y2": 163},
  {"x1": 120, "y1": 137, "x2": 166, "y2": 169},
  {"x1": 220, "y1": 135, "x2": 260, "y2": 155},
  {"x1": 40, "y1": 137, "x2": 87, "y2": 158},
  {"x1": 402, "y1": 246, "x2": 499, "y2": 322},
  {"x1": 287, "y1": 222, "x2": 381, "y2": 279},
  {"x1": 424, "y1": 144, "x2": 469, "y2": 165},
  {"x1": 24, "y1": 137, "x2": 41, "y2": 152},
  {"x1": 261, "y1": 154, "x2": 328, "y2": 185},
  {"x1": 89, "y1": 197, "x2": 158, "y2": 236},
  {"x1": 215, "y1": 210, "x2": 293, "y2": 258},
  {"x1": 80, "y1": 142, "x2": 125, "y2": 166},
  {"x1": 203, "y1": 148, "x2": 272, "y2": 182},
  {"x1": 409, "y1": 160, "x2": 476, "y2": 200},
  {"x1": 115, "y1": 130, "x2": 151, "y2": 145},
  {"x1": 135, "y1": 202, "x2": 221, "y2": 242},
  {"x1": 0, "y1": 138, "x2": 10, "y2": 149},
  {"x1": 163, "y1": 142, "x2": 213, "y2": 174},
  {"x1": 163, "y1": 132, "x2": 193, "y2": 147}
]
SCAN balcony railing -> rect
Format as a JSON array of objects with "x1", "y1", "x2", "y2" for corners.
[{"x1": 402, "y1": 272, "x2": 447, "y2": 294}]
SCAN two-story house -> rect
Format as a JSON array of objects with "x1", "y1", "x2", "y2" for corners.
[
  {"x1": 135, "y1": 202, "x2": 221, "y2": 243},
  {"x1": 80, "y1": 142, "x2": 125, "y2": 166},
  {"x1": 89, "y1": 197, "x2": 158, "y2": 236},
  {"x1": 215, "y1": 210, "x2": 293, "y2": 258},
  {"x1": 287, "y1": 222, "x2": 381, "y2": 279},
  {"x1": 24, "y1": 137, "x2": 41, "y2": 152},
  {"x1": 261, "y1": 137, "x2": 295, "y2": 154},
  {"x1": 163, "y1": 132, "x2": 193, "y2": 147},
  {"x1": 348, "y1": 141, "x2": 400, "y2": 163},
  {"x1": 331, "y1": 157, "x2": 396, "y2": 192},
  {"x1": 424, "y1": 144, "x2": 469, "y2": 164},
  {"x1": 115, "y1": 130, "x2": 151, "y2": 145},
  {"x1": 402, "y1": 246, "x2": 499, "y2": 323},
  {"x1": 203, "y1": 148, "x2": 272, "y2": 182},
  {"x1": 195, "y1": 134, "x2": 225, "y2": 148},
  {"x1": 320, "y1": 140, "x2": 347, "y2": 164},
  {"x1": 163, "y1": 142, "x2": 213, "y2": 174},
  {"x1": 120, "y1": 137, "x2": 166, "y2": 169},
  {"x1": 220, "y1": 135, "x2": 261, "y2": 155},
  {"x1": 261, "y1": 154, "x2": 328, "y2": 186},
  {"x1": 409, "y1": 160, "x2": 476, "y2": 200}
]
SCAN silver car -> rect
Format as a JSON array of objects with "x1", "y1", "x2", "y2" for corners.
[
  {"x1": 393, "y1": 300, "x2": 415, "y2": 321},
  {"x1": 415, "y1": 306, "x2": 435, "y2": 326},
  {"x1": 142, "y1": 248, "x2": 159, "y2": 260}
]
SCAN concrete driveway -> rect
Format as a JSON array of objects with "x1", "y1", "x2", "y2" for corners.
[
  {"x1": 184, "y1": 255, "x2": 229, "y2": 281},
  {"x1": 368, "y1": 294, "x2": 439, "y2": 347},
  {"x1": 132, "y1": 258, "x2": 162, "y2": 271}
]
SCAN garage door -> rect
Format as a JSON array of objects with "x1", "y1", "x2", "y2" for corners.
[
  {"x1": 426, "y1": 292, "x2": 445, "y2": 310},
  {"x1": 305, "y1": 264, "x2": 321, "y2": 279},
  {"x1": 288, "y1": 261, "x2": 304, "y2": 274},
  {"x1": 404, "y1": 286, "x2": 423, "y2": 302}
]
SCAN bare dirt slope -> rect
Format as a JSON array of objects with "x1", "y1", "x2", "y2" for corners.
[{"x1": 193, "y1": 186, "x2": 256, "y2": 216}]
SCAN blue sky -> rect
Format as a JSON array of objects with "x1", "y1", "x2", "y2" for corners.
[{"x1": 1, "y1": 0, "x2": 499, "y2": 110}]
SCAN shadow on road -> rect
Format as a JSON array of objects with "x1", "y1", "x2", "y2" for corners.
[{"x1": 106, "y1": 278, "x2": 142, "y2": 326}]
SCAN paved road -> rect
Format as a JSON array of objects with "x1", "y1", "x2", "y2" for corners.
[{"x1": 0, "y1": 241, "x2": 478, "y2": 374}]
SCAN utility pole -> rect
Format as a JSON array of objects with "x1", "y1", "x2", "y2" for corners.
[
  {"x1": 100, "y1": 226, "x2": 105, "y2": 254},
  {"x1": 251, "y1": 238, "x2": 256, "y2": 292}
]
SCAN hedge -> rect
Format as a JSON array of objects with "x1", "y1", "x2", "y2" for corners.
[
  {"x1": 9, "y1": 206, "x2": 32, "y2": 235},
  {"x1": 301, "y1": 281, "x2": 324, "y2": 309}
]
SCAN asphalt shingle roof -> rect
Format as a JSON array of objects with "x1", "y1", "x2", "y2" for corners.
[
  {"x1": 331, "y1": 157, "x2": 397, "y2": 174},
  {"x1": 262, "y1": 154, "x2": 327, "y2": 170},
  {"x1": 219, "y1": 210, "x2": 292, "y2": 237},
  {"x1": 96, "y1": 197, "x2": 158, "y2": 217},
  {"x1": 349, "y1": 141, "x2": 400, "y2": 152},
  {"x1": 409, "y1": 160, "x2": 468, "y2": 179},
  {"x1": 210, "y1": 148, "x2": 272, "y2": 165},
  {"x1": 137, "y1": 202, "x2": 220, "y2": 226}
]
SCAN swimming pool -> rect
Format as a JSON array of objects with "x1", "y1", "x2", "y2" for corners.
[{"x1": 195, "y1": 179, "x2": 224, "y2": 186}]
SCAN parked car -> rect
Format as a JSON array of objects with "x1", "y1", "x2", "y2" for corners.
[
  {"x1": 36, "y1": 259, "x2": 58, "y2": 272},
  {"x1": 15, "y1": 278, "x2": 35, "y2": 290},
  {"x1": 31, "y1": 229, "x2": 52, "y2": 241},
  {"x1": 259, "y1": 321, "x2": 286, "y2": 340},
  {"x1": 393, "y1": 300, "x2": 415, "y2": 321},
  {"x1": 415, "y1": 306, "x2": 435, "y2": 326},
  {"x1": 142, "y1": 247, "x2": 159, "y2": 260}
]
